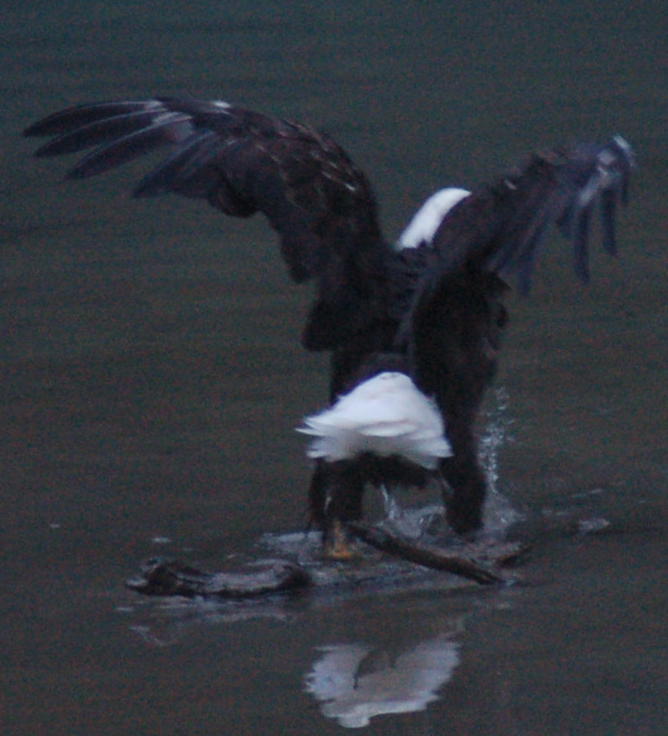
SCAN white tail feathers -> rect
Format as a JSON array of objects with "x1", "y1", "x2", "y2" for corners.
[{"x1": 297, "y1": 372, "x2": 452, "y2": 469}]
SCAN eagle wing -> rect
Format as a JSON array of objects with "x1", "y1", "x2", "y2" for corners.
[
  {"x1": 429, "y1": 136, "x2": 634, "y2": 291},
  {"x1": 24, "y1": 96, "x2": 388, "y2": 349},
  {"x1": 400, "y1": 136, "x2": 634, "y2": 402}
]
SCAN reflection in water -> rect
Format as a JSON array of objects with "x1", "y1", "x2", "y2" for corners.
[
  {"x1": 119, "y1": 389, "x2": 518, "y2": 724},
  {"x1": 122, "y1": 590, "x2": 474, "y2": 729},
  {"x1": 304, "y1": 633, "x2": 461, "y2": 729},
  {"x1": 122, "y1": 594, "x2": 298, "y2": 647}
]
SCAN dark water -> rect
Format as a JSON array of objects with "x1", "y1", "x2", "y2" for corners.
[{"x1": 3, "y1": 1, "x2": 667, "y2": 733}]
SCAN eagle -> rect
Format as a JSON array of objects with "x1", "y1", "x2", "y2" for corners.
[{"x1": 24, "y1": 96, "x2": 634, "y2": 552}]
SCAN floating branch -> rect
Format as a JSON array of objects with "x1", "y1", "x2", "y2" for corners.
[{"x1": 348, "y1": 522, "x2": 513, "y2": 585}]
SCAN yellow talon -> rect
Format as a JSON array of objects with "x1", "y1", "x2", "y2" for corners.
[{"x1": 324, "y1": 519, "x2": 357, "y2": 560}]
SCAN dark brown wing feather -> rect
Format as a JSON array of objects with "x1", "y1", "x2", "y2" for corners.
[
  {"x1": 24, "y1": 96, "x2": 388, "y2": 349},
  {"x1": 428, "y1": 137, "x2": 634, "y2": 291},
  {"x1": 400, "y1": 136, "x2": 634, "y2": 372}
]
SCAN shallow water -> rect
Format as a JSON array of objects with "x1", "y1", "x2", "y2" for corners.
[{"x1": 3, "y1": 1, "x2": 667, "y2": 734}]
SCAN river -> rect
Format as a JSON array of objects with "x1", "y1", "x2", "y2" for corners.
[{"x1": 3, "y1": 1, "x2": 666, "y2": 733}]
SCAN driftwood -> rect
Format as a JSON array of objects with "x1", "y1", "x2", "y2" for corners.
[
  {"x1": 348, "y1": 522, "x2": 505, "y2": 584},
  {"x1": 126, "y1": 557, "x2": 311, "y2": 598},
  {"x1": 126, "y1": 526, "x2": 530, "y2": 598}
]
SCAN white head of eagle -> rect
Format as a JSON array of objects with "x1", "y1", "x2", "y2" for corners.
[{"x1": 297, "y1": 372, "x2": 452, "y2": 469}]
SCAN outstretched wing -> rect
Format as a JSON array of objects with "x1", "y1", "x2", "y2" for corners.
[
  {"x1": 400, "y1": 135, "x2": 634, "y2": 415},
  {"x1": 24, "y1": 96, "x2": 389, "y2": 349},
  {"x1": 429, "y1": 136, "x2": 634, "y2": 292},
  {"x1": 393, "y1": 137, "x2": 634, "y2": 535}
]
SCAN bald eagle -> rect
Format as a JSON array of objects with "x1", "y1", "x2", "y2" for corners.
[{"x1": 24, "y1": 96, "x2": 634, "y2": 548}]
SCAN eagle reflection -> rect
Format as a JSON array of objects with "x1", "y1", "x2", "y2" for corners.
[{"x1": 304, "y1": 634, "x2": 460, "y2": 728}]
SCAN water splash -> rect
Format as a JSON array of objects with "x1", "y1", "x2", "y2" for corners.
[
  {"x1": 480, "y1": 386, "x2": 523, "y2": 535},
  {"x1": 380, "y1": 483, "x2": 404, "y2": 522},
  {"x1": 479, "y1": 386, "x2": 512, "y2": 492},
  {"x1": 379, "y1": 482, "x2": 445, "y2": 538},
  {"x1": 366, "y1": 386, "x2": 522, "y2": 541}
]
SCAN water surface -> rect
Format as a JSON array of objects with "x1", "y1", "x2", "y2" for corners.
[{"x1": 3, "y1": 2, "x2": 666, "y2": 734}]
